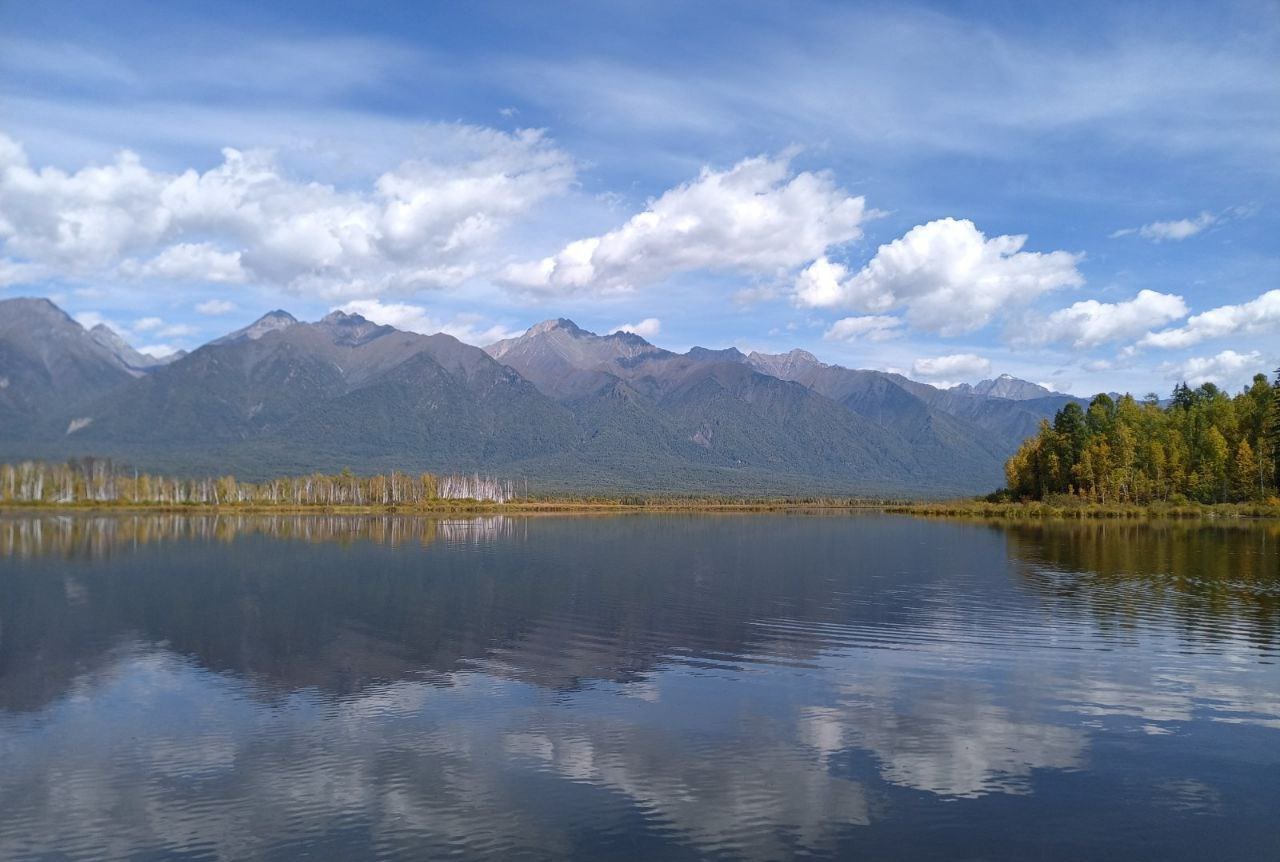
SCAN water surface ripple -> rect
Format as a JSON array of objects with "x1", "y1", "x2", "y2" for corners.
[{"x1": 1, "y1": 513, "x2": 1278, "y2": 860}]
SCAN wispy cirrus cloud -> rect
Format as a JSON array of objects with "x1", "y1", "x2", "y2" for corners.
[
  {"x1": 823, "y1": 315, "x2": 903, "y2": 342},
  {"x1": 497, "y1": 5, "x2": 1280, "y2": 166},
  {"x1": 1110, "y1": 205, "x2": 1258, "y2": 242},
  {"x1": 1111, "y1": 212, "x2": 1217, "y2": 242}
]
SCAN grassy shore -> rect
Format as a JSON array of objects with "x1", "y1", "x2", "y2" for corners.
[
  {"x1": 3, "y1": 496, "x2": 1280, "y2": 519},
  {"x1": 886, "y1": 499, "x2": 1280, "y2": 520}
]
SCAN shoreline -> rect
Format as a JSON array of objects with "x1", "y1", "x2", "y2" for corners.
[{"x1": 2, "y1": 499, "x2": 1278, "y2": 520}]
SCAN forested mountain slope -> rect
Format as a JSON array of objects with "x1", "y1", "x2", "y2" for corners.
[{"x1": 1, "y1": 298, "x2": 1081, "y2": 494}]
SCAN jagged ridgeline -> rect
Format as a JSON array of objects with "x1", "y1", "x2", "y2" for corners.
[
  {"x1": 0, "y1": 460, "x2": 521, "y2": 505},
  {"x1": 0, "y1": 297, "x2": 1088, "y2": 497}
]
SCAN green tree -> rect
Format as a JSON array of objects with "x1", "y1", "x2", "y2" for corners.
[{"x1": 1052, "y1": 401, "x2": 1086, "y2": 479}]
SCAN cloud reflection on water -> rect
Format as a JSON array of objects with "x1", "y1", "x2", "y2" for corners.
[{"x1": 1, "y1": 513, "x2": 1278, "y2": 859}]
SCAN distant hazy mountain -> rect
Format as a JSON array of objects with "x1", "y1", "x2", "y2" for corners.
[
  {"x1": 486, "y1": 318, "x2": 663, "y2": 400},
  {"x1": 742, "y1": 349, "x2": 1080, "y2": 461},
  {"x1": 483, "y1": 320, "x2": 1037, "y2": 494},
  {"x1": 951, "y1": 374, "x2": 1055, "y2": 401},
  {"x1": 0, "y1": 298, "x2": 136, "y2": 439},
  {"x1": 902, "y1": 384, "x2": 1079, "y2": 454},
  {"x1": 89, "y1": 324, "x2": 185, "y2": 371},
  {"x1": 0, "y1": 299, "x2": 1084, "y2": 495},
  {"x1": 744, "y1": 348, "x2": 1008, "y2": 469}
]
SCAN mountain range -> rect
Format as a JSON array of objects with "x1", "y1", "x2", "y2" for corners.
[{"x1": 0, "y1": 297, "x2": 1083, "y2": 495}]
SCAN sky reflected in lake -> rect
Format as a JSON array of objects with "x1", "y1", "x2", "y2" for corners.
[{"x1": 2, "y1": 514, "x2": 1278, "y2": 860}]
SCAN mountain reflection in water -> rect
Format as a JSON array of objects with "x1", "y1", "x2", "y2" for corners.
[{"x1": 1, "y1": 513, "x2": 1277, "y2": 861}]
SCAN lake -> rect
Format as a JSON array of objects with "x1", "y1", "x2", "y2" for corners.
[{"x1": 1, "y1": 513, "x2": 1278, "y2": 860}]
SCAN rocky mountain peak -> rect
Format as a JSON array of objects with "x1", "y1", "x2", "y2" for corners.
[
  {"x1": 88, "y1": 323, "x2": 171, "y2": 371},
  {"x1": 0, "y1": 297, "x2": 77, "y2": 335},
  {"x1": 686, "y1": 346, "x2": 745, "y2": 363},
  {"x1": 746, "y1": 348, "x2": 824, "y2": 379},
  {"x1": 950, "y1": 374, "x2": 1054, "y2": 401},
  {"x1": 214, "y1": 310, "x2": 299, "y2": 345},
  {"x1": 315, "y1": 310, "x2": 390, "y2": 346},
  {"x1": 527, "y1": 318, "x2": 586, "y2": 337}
]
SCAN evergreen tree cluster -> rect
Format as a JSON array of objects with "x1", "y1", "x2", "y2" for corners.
[{"x1": 1006, "y1": 368, "x2": 1280, "y2": 504}]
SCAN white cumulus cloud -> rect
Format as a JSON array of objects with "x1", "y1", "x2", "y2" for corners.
[
  {"x1": 502, "y1": 154, "x2": 869, "y2": 294},
  {"x1": 795, "y1": 218, "x2": 1083, "y2": 335},
  {"x1": 0, "y1": 127, "x2": 574, "y2": 299},
  {"x1": 1017, "y1": 289, "x2": 1187, "y2": 348},
  {"x1": 611, "y1": 318, "x2": 661, "y2": 338},
  {"x1": 1139, "y1": 289, "x2": 1280, "y2": 349},
  {"x1": 911, "y1": 352, "x2": 992, "y2": 384},
  {"x1": 119, "y1": 242, "x2": 246, "y2": 283},
  {"x1": 823, "y1": 314, "x2": 904, "y2": 342},
  {"x1": 1161, "y1": 350, "x2": 1265, "y2": 387}
]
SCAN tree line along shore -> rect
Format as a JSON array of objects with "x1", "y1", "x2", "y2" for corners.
[
  {"x1": 1005, "y1": 370, "x2": 1280, "y2": 506},
  {"x1": 0, "y1": 461, "x2": 904, "y2": 512},
  {"x1": 0, "y1": 461, "x2": 1275, "y2": 519}
]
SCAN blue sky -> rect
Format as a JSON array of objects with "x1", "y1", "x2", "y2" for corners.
[{"x1": 1, "y1": 0, "x2": 1277, "y2": 395}]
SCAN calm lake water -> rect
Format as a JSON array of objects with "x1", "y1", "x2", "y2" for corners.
[{"x1": 1, "y1": 513, "x2": 1278, "y2": 860}]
